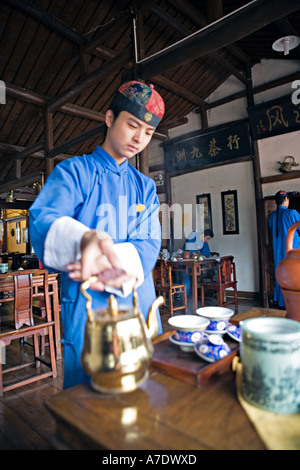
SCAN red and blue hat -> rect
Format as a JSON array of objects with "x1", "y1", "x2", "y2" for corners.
[{"x1": 109, "y1": 81, "x2": 165, "y2": 127}]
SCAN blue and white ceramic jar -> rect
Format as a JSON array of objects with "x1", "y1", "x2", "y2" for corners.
[{"x1": 240, "y1": 317, "x2": 300, "y2": 414}]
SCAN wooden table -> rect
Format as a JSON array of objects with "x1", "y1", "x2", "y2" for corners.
[
  {"x1": 0, "y1": 272, "x2": 62, "y2": 359},
  {"x1": 166, "y1": 258, "x2": 219, "y2": 312},
  {"x1": 45, "y1": 369, "x2": 265, "y2": 450},
  {"x1": 46, "y1": 306, "x2": 286, "y2": 451}
]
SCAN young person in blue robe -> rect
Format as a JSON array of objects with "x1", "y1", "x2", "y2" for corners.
[
  {"x1": 200, "y1": 229, "x2": 215, "y2": 258},
  {"x1": 269, "y1": 190, "x2": 300, "y2": 308},
  {"x1": 29, "y1": 81, "x2": 165, "y2": 389},
  {"x1": 182, "y1": 228, "x2": 217, "y2": 295}
]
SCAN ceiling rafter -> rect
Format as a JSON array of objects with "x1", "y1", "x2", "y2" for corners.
[
  {"x1": 137, "y1": 0, "x2": 300, "y2": 78},
  {"x1": 148, "y1": 2, "x2": 248, "y2": 86}
]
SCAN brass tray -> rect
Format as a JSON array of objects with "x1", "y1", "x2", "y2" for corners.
[{"x1": 151, "y1": 330, "x2": 239, "y2": 387}]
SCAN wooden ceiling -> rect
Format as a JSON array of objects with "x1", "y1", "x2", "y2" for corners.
[{"x1": 0, "y1": 0, "x2": 300, "y2": 201}]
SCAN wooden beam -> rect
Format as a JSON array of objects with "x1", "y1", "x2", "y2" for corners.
[
  {"x1": 148, "y1": 3, "x2": 248, "y2": 85},
  {"x1": 6, "y1": 83, "x2": 106, "y2": 122},
  {"x1": 0, "y1": 199, "x2": 32, "y2": 209},
  {"x1": 10, "y1": 142, "x2": 44, "y2": 161},
  {"x1": 152, "y1": 76, "x2": 205, "y2": 107},
  {"x1": 166, "y1": 0, "x2": 249, "y2": 64},
  {"x1": 138, "y1": 0, "x2": 300, "y2": 78},
  {"x1": 0, "y1": 171, "x2": 42, "y2": 193},
  {"x1": 261, "y1": 171, "x2": 300, "y2": 184},
  {"x1": 0, "y1": 142, "x2": 70, "y2": 160},
  {"x1": 47, "y1": 124, "x2": 106, "y2": 158},
  {"x1": 4, "y1": 0, "x2": 86, "y2": 46},
  {"x1": 47, "y1": 48, "x2": 132, "y2": 112},
  {"x1": 82, "y1": 9, "x2": 132, "y2": 55}
]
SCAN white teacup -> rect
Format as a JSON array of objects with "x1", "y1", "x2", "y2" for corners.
[
  {"x1": 196, "y1": 306, "x2": 234, "y2": 334},
  {"x1": 168, "y1": 315, "x2": 210, "y2": 344}
]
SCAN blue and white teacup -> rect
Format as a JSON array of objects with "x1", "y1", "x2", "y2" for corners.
[
  {"x1": 226, "y1": 323, "x2": 242, "y2": 342},
  {"x1": 196, "y1": 306, "x2": 234, "y2": 334},
  {"x1": 194, "y1": 334, "x2": 231, "y2": 362},
  {"x1": 168, "y1": 314, "x2": 210, "y2": 344}
]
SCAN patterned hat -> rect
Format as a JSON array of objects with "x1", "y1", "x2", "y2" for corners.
[
  {"x1": 276, "y1": 190, "x2": 288, "y2": 196},
  {"x1": 109, "y1": 81, "x2": 165, "y2": 127}
]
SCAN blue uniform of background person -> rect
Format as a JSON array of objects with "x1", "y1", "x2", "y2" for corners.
[
  {"x1": 269, "y1": 195, "x2": 300, "y2": 307},
  {"x1": 29, "y1": 147, "x2": 162, "y2": 389}
]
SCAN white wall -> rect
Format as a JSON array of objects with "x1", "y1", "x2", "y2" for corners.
[
  {"x1": 258, "y1": 130, "x2": 300, "y2": 198},
  {"x1": 170, "y1": 161, "x2": 259, "y2": 293}
]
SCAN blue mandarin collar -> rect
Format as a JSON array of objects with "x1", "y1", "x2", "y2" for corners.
[{"x1": 94, "y1": 146, "x2": 129, "y2": 174}]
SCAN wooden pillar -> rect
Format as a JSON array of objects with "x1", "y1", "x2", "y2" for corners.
[
  {"x1": 245, "y1": 65, "x2": 264, "y2": 306},
  {"x1": 44, "y1": 111, "x2": 54, "y2": 180},
  {"x1": 139, "y1": 147, "x2": 149, "y2": 176}
]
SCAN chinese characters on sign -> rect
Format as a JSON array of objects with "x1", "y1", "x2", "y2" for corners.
[
  {"x1": 164, "y1": 122, "x2": 251, "y2": 173},
  {"x1": 248, "y1": 94, "x2": 300, "y2": 140}
]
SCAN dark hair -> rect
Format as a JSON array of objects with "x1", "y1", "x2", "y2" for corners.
[
  {"x1": 103, "y1": 106, "x2": 122, "y2": 140},
  {"x1": 275, "y1": 190, "x2": 288, "y2": 207},
  {"x1": 204, "y1": 228, "x2": 214, "y2": 238}
]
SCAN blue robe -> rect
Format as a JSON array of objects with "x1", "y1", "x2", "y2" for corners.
[
  {"x1": 269, "y1": 206, "x2": 300, "y2": 307},
  {"x1": 200, "y1": 242, "x2": 211, "y2": 258},
  {"x1": 29, "y1": 146, "x2": 162, "y2": 389}
]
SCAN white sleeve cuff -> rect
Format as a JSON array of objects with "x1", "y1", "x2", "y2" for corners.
[
  {"x1": 105, "y1": 242, "x2": 144, "y2": 298},
  {"x1": 44, "y1": 217, "x2": 144, "y2": 298},
  {"x1": 43, "y1": 216, "x2": 90, "y2": 271}
]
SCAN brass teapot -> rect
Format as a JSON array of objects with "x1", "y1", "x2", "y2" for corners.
[
  {"x1": 276, "y1": 220, "x2": 300, "y2": 322},
  {"x1": 80, "y1": 276, "x2": 164, "y2": 394},
  {"x1": 278, "y1": 156, "x2": 299, "y2": 173}
]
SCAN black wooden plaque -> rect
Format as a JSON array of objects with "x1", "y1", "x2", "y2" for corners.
[
  {"x1": 164, "y1": 122, "x2": 251, "y2": 173},
  {"x1": 247, "y1": 93, "x2": 300, "y2": 140}
]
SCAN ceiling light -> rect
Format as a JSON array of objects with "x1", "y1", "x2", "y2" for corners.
[{"x1": 272, "y1": 35, "x2": 300, "y2": 56}]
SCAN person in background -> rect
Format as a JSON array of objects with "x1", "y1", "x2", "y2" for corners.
[
  {"x1": 269, "y1": 190, "x2": 300, "y2": 308},
  {"x1": 183, "y1": 230, "x2": 203, "y2": 254},
  {"x1": 29, "y1": 81, "x2": 165, "y2": 389},
  {"x1": 184, "y1": 228, "x2": 218, "y2": 258},
  {"x1": 200, "y1": 228, "x2": 219, "y2": 258},
  {"x1": 183, "y1": 228, "x2": 218, "y2": 296}
]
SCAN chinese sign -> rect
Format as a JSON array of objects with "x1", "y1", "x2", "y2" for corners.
[
  {"x1": 247, "y1": 94, "x2": 300, "y2": 140},
  {"x1": 164, "y1": 122, "x2": 251, "y2": 173}
]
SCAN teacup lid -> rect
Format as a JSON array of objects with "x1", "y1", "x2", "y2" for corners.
[{"x1": 208, "y1": 334, "x2": 224, "y2": 346}]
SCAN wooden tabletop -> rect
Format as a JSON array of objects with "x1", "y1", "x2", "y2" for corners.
[
  {"x1": 46, "y1": 307, "x2": 289, "y2": 450},
  {"x1": 45, "y1": 367, "x2": 265, "y2": 450}
]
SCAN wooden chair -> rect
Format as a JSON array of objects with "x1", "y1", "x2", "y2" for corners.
[
  {"x1": 0, "y1": 269, "x2": 57, "y2": 396},
  {"x1": 153, "y1": 260, "x2": 187, "y2": 316},
  {"x1": 199, "y1": 256, "x2": 238, "y2": 313}
]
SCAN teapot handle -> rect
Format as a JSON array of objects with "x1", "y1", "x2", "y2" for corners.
[
  {"x1": 286, "y1": 220, "x2": 300, "y2": 254},
  {"x1": 80, "y1": 276, "x2": 98, "y2": 323}
]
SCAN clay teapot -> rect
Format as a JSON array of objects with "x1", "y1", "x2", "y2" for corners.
[
  {"x1": 278, "y1": 156, "x2": 299, "y2": 173},
  {"x1": 80, "y1": 276, "x2": 164, "y2": 393},
  {"x1": 276, "y1": 220, "x2": 300, "y2": 321}
]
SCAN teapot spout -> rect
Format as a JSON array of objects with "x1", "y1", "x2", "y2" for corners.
[{"x1": 146, "y1": 296, "x2": 164, "y2": 340}]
